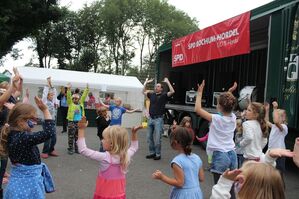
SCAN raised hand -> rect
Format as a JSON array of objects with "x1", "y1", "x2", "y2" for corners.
[
  {"x1": 34, "y1": 96, "x2": 48, "y2": 112},
  {"x1": 13, "y1": 67, "x2": 19, "y2": 76},
  {"x1": 4, "y1": 102, "x2": 15, "y2": 110},
  {"x1": 228, "y1": 81, "x2": 237, "y2": 93},
  {"x1": 268, "y1": 148, "x2": 295, "y2": 159},
  {"x1": 144, "y1": 78, "x2": 154, "y2": 85},
  {"x1": 222, "y1": 169, "x2": 242, "y2": 181},
  {"x1": 197, "y1": 80, "x2": 205, "y2": 93},
  {"x1": 78, "y1": 116, "x2": 88, "y2": 129},
  {"x1": 293, "y1": 138, "x2": 299, "y2": 168}
]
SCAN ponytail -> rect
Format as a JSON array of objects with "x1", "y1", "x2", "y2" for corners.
[
  {"x1": 251, "y1": 102, "x2": 269, "y2": 138},
  {"x1": 0, "y1": 123, "x2": 10, "y2": 157}
]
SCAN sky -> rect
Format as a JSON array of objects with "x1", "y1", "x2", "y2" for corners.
[{"x1": 0, "y1": 0, "x2": 273, "y2": 72}]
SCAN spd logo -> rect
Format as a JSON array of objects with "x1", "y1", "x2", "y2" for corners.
[{"x1": 173, "y1": 54, "x2": 184, "y2": 63}]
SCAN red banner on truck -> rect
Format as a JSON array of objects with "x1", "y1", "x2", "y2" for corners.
[{"x1": 172, "y1": 12, "x2": 250, "y2": 67}]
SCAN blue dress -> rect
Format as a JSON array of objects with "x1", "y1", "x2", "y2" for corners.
[{"x1": 169, "y1": 153, "x2": 203, "y2": 199}]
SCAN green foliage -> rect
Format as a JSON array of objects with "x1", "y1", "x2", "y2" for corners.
[
  {"x1": 0, "y1": 0, "x2": 62, "y2": 57},
  {"x1": 25, "y1": 0, "x2": 198, "y2": 78}
]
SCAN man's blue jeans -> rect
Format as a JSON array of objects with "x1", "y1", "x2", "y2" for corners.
[{"x1": 147, "y1": 117, "x2": 163, "y2": 156}]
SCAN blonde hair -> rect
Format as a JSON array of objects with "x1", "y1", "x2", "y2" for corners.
[
  {"x1": 238, "y1": 161, "x2": 285, "y2": 199},
  {"x1": 0, "y1": 103, "x2": 37, "y2": 157},
  {"x1": 102, "y1": 126, "x2": 130, "y2": 172}
]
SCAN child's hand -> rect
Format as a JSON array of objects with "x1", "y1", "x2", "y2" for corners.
[
  {"x1": 132, "y1": 125, "x2": 143, "y2": 133},
  {"x1": 13, "y1": 67, "x2": 19, "y2": 76},
  {"x1": 268, "y1": 148, "x2": 294, "y2": 159},
  {"x1": 197, "y1": 80, "x2": 205, "y2": 93},
  {"x1": 4, "y1": 102, "x2": 15, "y2": 110},
  {"x1": 34, "y1": 96, "x2": 48, "y2": 112},
  {"x1": 293, "y1": 138, "x2": 299, "y2": 168},
  {"x1": 222, "y1": 169, "x2": 242, "y2": 181},
  {"x1": 228, "y1": 81, "x2": 237, "y2": 93},
  {"x1": 66, "y1": 83, "x2": 71, "y2": 89},
  {"x1": 78, "y1": 116, "x2": 88, "y2": 129},
  {"x1": 152, "y1": 170, "x2": 163, "y2": 180},
  {"x1": 264, "y1": 102, "x2": 270, "y2": 111},
  {"x1": 25, "y1": 88, "x2": 30, "y2": 98}
]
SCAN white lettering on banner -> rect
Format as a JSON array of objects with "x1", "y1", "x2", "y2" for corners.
[
  {"x1": 173, "y1": 54, "x2": 184, "y2": 63},
  {"x1": 188, "y1": 28, "x2": 239, "y2": 50}
]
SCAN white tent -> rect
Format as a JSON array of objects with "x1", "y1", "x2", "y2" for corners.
[{"x1": 18, "y1": 67, "x2": 144, "y2": 127}]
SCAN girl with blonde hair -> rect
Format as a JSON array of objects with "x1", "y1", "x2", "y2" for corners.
[
  {"x1": 77, "y1": 117, "x2": 142, "y2": 199},
  {"x1": 211, "y1": 148, "x2": 294, "y2": 199}
]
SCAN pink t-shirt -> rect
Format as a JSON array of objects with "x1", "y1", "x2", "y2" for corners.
[{"x1": 77, "y1": 138, "x2": 138, "y2": 171}]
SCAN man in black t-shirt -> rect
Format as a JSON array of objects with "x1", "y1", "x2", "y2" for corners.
[{"x1": 143, "y1": 77, "x2": 175, "y2": 160}]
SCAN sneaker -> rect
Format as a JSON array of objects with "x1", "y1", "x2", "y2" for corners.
[
  {"x1": 40, "y1": 153, "x2": 49, "y2": 159},
  {"x1": 154, "y1": 155, "x2": 161, "y2": 160},
  {"x1": 68, "y1": 149, "x2": 74, "y2": 155},
  {"x1": 145, "y1": 154, "x2": 156, "y2": 159},
  {"x1": 49, "y1": 150, "x2": 59, "y2": 157}
]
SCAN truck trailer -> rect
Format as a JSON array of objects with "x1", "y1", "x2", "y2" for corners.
[{"x1": 157, "y1": 0, "x2": 299, "y2": 152}]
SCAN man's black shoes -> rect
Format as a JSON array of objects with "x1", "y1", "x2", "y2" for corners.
[
  {"x1": 153, "y1": 155, "x2": 161, "y2": 160},
  {"x1": 146, "y1": 154, "x2": 156, "y2": 159}
]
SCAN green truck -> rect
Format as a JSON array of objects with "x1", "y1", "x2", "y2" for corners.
[{"x1": 157, "y1": 0, "x2": 299, "y2": 153}]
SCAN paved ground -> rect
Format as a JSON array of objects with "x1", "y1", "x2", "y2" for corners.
[{"x1": 5, "y1": 126, "x2": 299, "y2": 198}]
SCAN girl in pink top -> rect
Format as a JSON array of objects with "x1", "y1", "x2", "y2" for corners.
[{"x1": 77, "y1": 117, "x2": 142, "y2": 199}]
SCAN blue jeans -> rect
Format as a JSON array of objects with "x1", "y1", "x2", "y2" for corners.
[
  {"x1": 211, "y1": 150, "x2": 237, "y2": 174},
  {"x1": 147, "y1": 117, "x2": 163, "y2": 156},
  {"x1": 42, "y1": 121, "x2": 57, "y2": 154}
]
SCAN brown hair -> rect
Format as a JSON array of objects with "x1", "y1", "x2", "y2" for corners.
[
  {"x1": 250, "y1": 102, "x2": 268, "y2": 137},
  {"x1": 179, "y1": 116, "x2": 192, "y2": 127},
  {"x1": 0, "y1": 103, "x2": 37, "y2": 157},
  {"x1": 102, "y1": 126, "x2": 130, "y2": 173},
  {"x1": 218, "y1": 92, "x2": 236, "y2": 113},
  {"x1": 96, "y1": 106, "x2": 108, "y2": 117},
  {"x1": 170, "y1": 126, "x2": 193, "y2": 155},
  {"x1": 238, "y1": 161, "x2": 285, "y2": 199}
]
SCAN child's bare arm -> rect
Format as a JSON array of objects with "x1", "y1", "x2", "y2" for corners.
[
  {"x1": 194, "y1": 80, "x2": 212, "y2": 122},
  {"x1": 152, "y1": 164, "x2": 184, "y2": 187},
  {"x1": 198, "y1": 168, "x2": 205, "y2": 182},
  {"x1": 131, "y1": 125, "x2": 143, "y2": 141},
  {"x1": 78, "y1": 116, "x2": 88, "y2": 138}
]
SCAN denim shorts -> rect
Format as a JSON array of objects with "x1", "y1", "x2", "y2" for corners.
[{"x1": 210, "y1": 150, "x2": 237, "y2": 174}]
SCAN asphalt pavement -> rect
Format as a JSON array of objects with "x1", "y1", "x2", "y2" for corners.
[{"x1": 5, "y1": 126, "x2": 299, "y2": 199}]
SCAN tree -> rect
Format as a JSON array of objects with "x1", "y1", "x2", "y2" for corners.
[{"x1": 0, "y1": 0, "x2": 62, "y2": 58}]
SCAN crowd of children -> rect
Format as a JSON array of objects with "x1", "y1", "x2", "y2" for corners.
[{"x1": 0, "y1": 70, "x2": 299, "y2": 199}]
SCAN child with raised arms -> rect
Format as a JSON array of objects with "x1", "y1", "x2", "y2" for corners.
[
  {"x1": 0, "y1": 97, "x2": 55, "y2": 199},
  {"x1": 77, "y1": 116, "x2": 142, "y2": 199},
  {"x1": 195, "y1": 80, "x2": 237, "y2": 184}
]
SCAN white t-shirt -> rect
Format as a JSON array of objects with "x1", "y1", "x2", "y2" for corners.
[
  {"x1": 207, "y1": 113, "x2": 236, "y2": 153},
  {"x1": 268, "y1": 124, "x2": 288, "y2": 149},
  {"x1": 240, "y1": 120, "x2": 268, "y2": 159}
]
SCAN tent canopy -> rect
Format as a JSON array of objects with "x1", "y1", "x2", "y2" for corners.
[
  {"x1": 18, "y1": 67, "x2": 143, "y2": 92},
  {"x1": 0, "y1": 73, "x2": 10, "y2": 83}
]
